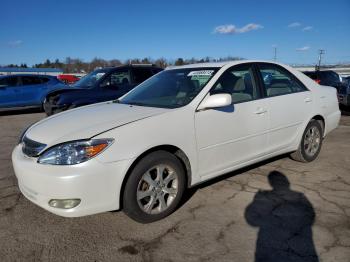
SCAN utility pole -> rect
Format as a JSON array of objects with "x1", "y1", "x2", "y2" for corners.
[
  {"x1": 318, "y1": 49, "x2": 325, "y2": 70},
  {"x1": 273, "y1": 46, "x2": 277, "y2": 61}
]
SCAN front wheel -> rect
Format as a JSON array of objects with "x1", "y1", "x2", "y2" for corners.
[
  {"x1": 290, "y1": 120, "x2": 323, "y2": 162},
  {"x1": 123, "y1": 151, "x2": 186, "y2": 223}
]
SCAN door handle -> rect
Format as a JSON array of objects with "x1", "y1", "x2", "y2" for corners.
[
  {"x1": 254, "y1": 107, "x2": 267, "y2": 115},
  {"x1": 304, "y1": 97, "x2": 312, "y2": 103}
]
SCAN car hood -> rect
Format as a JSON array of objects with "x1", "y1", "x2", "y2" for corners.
[{"x1": 26, "y1": 102, "x2": 170, "y2": 146}]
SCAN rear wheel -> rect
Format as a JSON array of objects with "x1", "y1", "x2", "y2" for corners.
[
  {"x1": 290, "y1": 120, "x2": 323, "y2": 162},
  {"x1": 123, "y1": 151, "x2": 186, "y2": 223}
]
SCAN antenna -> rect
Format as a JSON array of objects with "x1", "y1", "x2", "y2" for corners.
[{"x1": 273, "y1": 46, "x2": 277, "y2": 61}]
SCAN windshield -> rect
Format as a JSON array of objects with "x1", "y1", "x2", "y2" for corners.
[
  {"x1": 72, "y1": 69, "x2": 108, "y2": 88},
  {"x1": 119, "y1": 68, "x2": 218, "y2": 108}
]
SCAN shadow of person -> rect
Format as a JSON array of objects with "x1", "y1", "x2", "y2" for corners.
[{"x1": 245, "y1": 171, "x2": 319, "y2": 262}]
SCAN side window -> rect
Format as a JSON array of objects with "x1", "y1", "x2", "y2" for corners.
[
  {"x1": 21, "y1": 76, "x2": 43, "y2": 86},
  {"x1": 258, "y1": 64, "x2": 307, "y2": 97},
  {"x1": 210, "y1": 64, "x2": 260, "y2": 104},
  {"x1": 100, "y1": 70, "x2": 131, "y2": 89},
  {"x1": 0, "y1": 77, "x2": 18, "y2": 87},
  {"x1": 133, "y1": 68, "x2": 154, "y2": 84}
]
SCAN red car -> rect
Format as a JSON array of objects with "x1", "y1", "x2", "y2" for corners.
[{"x1": 57, "y1": 74, "x2": 80, "y2": 84}]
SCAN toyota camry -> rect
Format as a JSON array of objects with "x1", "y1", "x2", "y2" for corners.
[{"x1": 12, "y1": 61, "x2": 340, "y2": 223}]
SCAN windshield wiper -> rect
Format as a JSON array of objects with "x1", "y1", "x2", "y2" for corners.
[{"x1": 123, "y1": 102, "x2": 147, "y2": 106}]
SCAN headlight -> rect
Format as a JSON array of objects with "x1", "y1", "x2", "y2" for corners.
[{"x1": 37, "y1": 139, "x2": 114, "y2": 165}]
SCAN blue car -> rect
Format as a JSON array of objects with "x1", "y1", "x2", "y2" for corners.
[{"x1": 0, "y1": 74, "x2": 67, "y2": 111}]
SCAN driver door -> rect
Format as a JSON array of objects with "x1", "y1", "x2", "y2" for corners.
[{"x1": 195, "y1": 63, "x2": 269, "y2": 179}]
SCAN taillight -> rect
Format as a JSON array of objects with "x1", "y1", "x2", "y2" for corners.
[{"x1": 315, "y1": 79, "x2": 321, "y2": 84}]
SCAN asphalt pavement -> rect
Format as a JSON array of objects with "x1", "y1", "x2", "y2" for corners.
[{"x1": 0, "y1": 111, "x2": 349, "y2": 262}]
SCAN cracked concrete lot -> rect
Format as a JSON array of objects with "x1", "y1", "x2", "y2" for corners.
[{"x1": 0, "y1": 111, "x2": 349, "y2": 262}]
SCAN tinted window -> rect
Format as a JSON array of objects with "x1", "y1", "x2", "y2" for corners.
[
  {"x1": 21, "y1": 76, "x2": 43, "y2": 86},
  {"x1": 152, "y1": 68, "x2": 163, "y2": 74},
  {"x1": 133, "y1": 68, "x2": 154, "y2": 84},
  {"x1": 100, "y1": 69, "x2": 130, "y2": 89},
  {"x1": 320, "y1": 71, "x2": 340, "y2": 83},
  {"x1": 258, "y1": 64, "x2": 307, "y2": 97},
  {"x1": 210, "y1": 64, "x2": 260, "y2": 104},
  {"x1": 303, "y1": 71, "x2": 318, "y2": 80},
  {"x1": 0, "y1": 76, "x2": 18, "y2": 87}
]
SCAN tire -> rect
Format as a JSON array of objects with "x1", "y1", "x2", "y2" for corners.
[
  {"x1": 43, "y1": 97, "x2": 53, "y2": 116},
  {"x1": 290, "y1": 120, "x2": 323, "y2": 162},
  {"x1": 123, "y1": 150, "x2": 186, "y2": 223}
]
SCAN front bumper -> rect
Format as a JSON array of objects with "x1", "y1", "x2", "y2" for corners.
[{"x1": 12, "y1": 145, "x2": 132, "y2": 217}]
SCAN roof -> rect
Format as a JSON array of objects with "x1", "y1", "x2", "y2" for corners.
[
  {"x1": 166, "y1": 60, "x2": 283, "y2": 70},
  {"x1": 0, "y1": 74, "x2": 56, "y2": 78},
  {"x1": 0, "y1": 67, "x2": 63, "y2": 73}
]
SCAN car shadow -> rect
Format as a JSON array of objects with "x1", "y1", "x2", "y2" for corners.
[
  {"x1": 340, "y1": 105, "x2": 350, "y2": 116},
  {"x1": 245, "y1": 171, "x2": 319, "y2": 262},
  {"x1": 0, "y1": 108, "x2": 42, "y2": 116},
  {"x1": 178, "y1": 157, "x2": 319, "y2": 261}
]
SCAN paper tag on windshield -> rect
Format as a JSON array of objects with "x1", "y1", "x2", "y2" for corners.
[{"x1": 187, "y1": 70, "x2": 214, "y2": 76}]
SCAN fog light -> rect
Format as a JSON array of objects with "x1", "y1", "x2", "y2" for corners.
[{"x1": 48, "y1": 199, "x2": 81, "y2": 209}]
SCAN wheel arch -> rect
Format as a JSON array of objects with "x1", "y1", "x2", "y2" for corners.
[
  {"x1": 310, "y1": 114, "x2": 325, "y2": 136},
  {"x1": 119, "y1": 144, "x2": 192, "y2": 209}
]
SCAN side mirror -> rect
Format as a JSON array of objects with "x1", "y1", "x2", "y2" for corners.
[{"x1": 197, "y1": 94, "x2": 232, "y2": 111}]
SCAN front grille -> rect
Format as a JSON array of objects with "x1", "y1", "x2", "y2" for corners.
[{"x1": 22, "y1": 136, "x2": 46, "y2": 157}]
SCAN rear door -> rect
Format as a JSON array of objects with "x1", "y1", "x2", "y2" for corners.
[
  {"x1": 0, "y1": 76, "x2": 20, "y2": 108},
  {"x1": 256, "y1": 63, "x2": 312, "y2": 153}
]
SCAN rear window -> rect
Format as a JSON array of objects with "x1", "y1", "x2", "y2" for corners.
[
  {"x1": 133, "y1": 68, "x2": 154, "y2": 84},
  {"x1": 303, "y1": 72, "x2": 318, "y2": 80},
  {"x1": 320, "y1": 71, "x2": 340, "y2": 83}
]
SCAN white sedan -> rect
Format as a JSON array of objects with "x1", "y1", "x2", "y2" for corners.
[{"x1": 12, "y1": 61, "x2": 340, "y2": 223}]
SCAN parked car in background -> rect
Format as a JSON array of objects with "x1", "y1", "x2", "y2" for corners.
[
  {"x1": 303, "y1": 70, "x2": 343, "y2": 91},
  {"x1": 43, "y1": 64, "x2": 163, "y2": 115},
  {"x1": 13, "y1": 61, "x2": 340, "y2": 223},
  {"x1": 57, "y1": 74, "x2": 81, "y2": 85},
  {"x1": 338, "y1": 76, "x2": 350, "y2": 107},
  {"x1": 0, "y1": 74, "x2": 67, "y2": 111}
]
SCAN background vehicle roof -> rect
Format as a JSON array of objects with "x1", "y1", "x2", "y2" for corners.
[
  {"x1": 0, "y1": 68, "x2": 62, "y2": 73},
  {"x1": 0, "y1": 74, "x2": 56, "y2": 78},
  {"x1": 98, "y1": 64, "x2": 162, "y2": 71}
]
